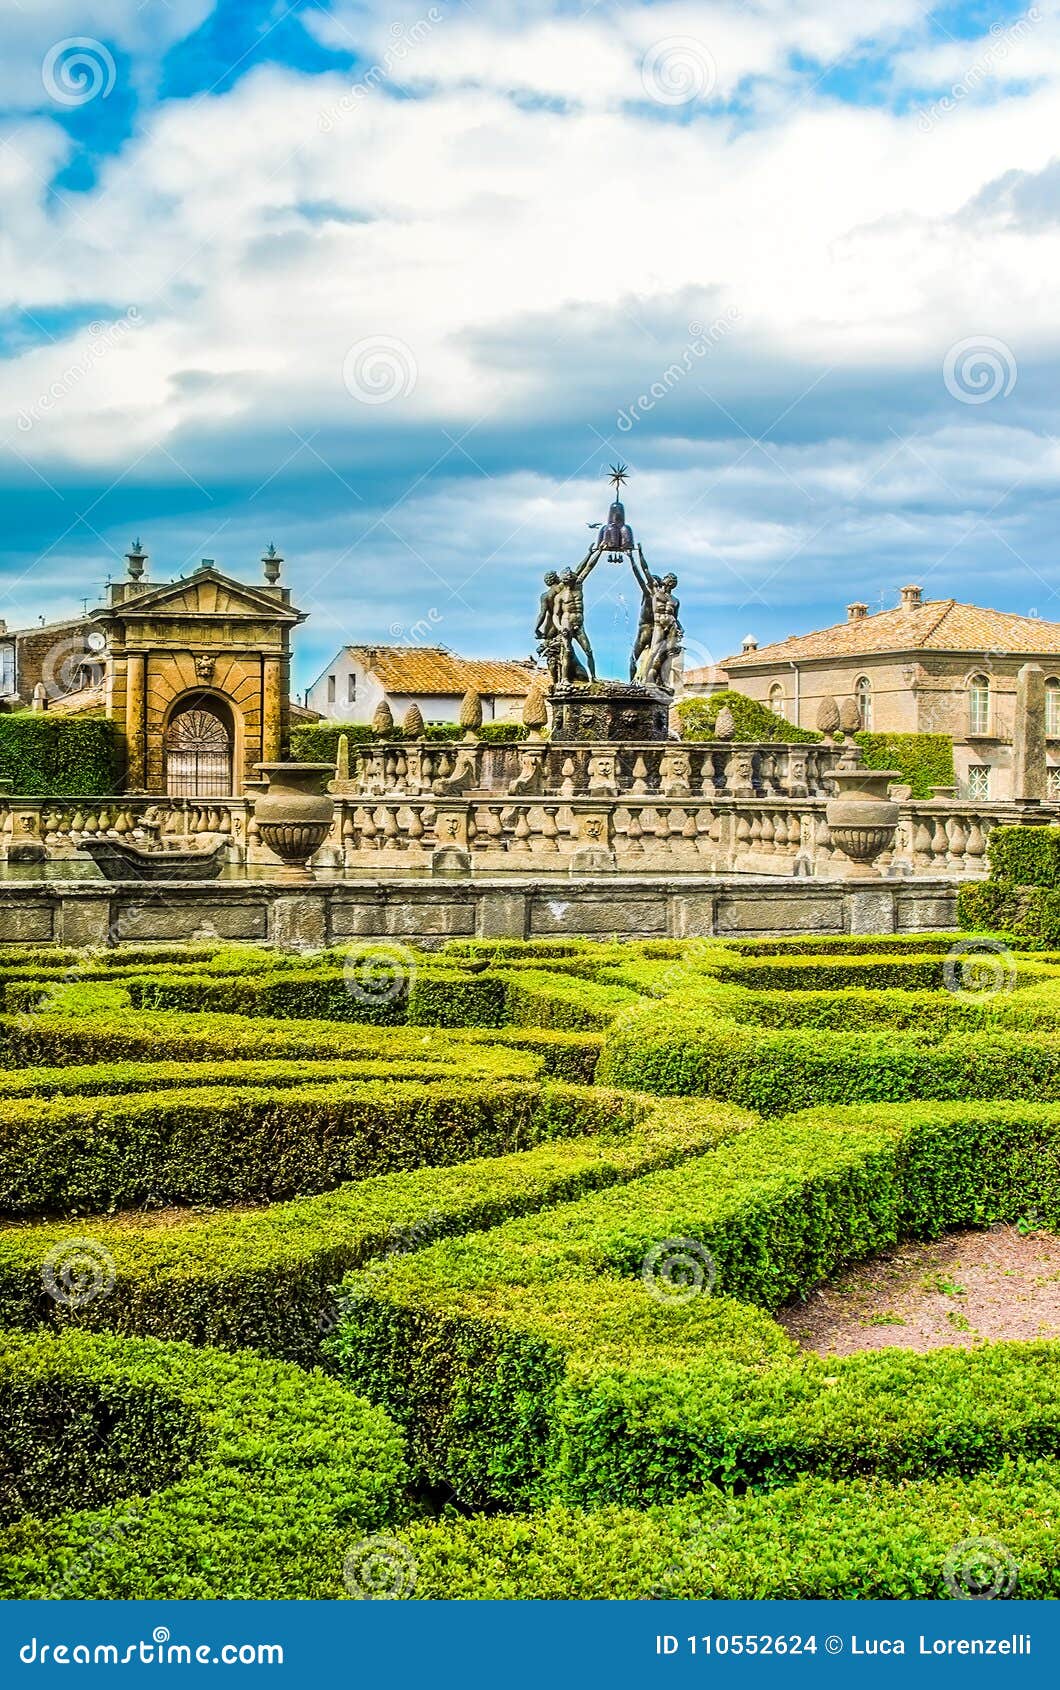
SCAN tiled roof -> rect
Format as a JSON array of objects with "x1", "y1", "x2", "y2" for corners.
[
  {"x1": 724, "y1": 601, "x2": 1060, "y2": 667},
  {"x1": 350, "y1": 646, "x2": 539, "y2": 697}
]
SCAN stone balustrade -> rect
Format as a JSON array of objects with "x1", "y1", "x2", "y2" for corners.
[
  {"x1": 0, "y1": 773, "x2": 1047, "y2": 884},
  {"x1": 332, "y1": 737, "x2": 845, "y2": 802}
]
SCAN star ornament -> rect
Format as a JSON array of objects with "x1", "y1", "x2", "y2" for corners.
[{"x1": 607, "y1": 462, "x2": 629, "y2": 493}]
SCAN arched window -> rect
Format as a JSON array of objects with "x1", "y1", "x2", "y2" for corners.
[
  {"x1": 1047, "y1": 679, "x2": 1060, "y2": 738},
  {"x1": 768, "y1": 683, "x2": 787, "y2": 721},
  {"x1": 854, "y1": 675, "x2": 873, "y2": 730},
  {"x1": 968, "y1": 674, "x2": 990, "y2": 736}
]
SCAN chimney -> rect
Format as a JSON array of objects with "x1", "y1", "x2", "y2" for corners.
[
  {"x1": 847, "y1": 602, "x2": 868, "y2": 621},
  {"x1": 741, "y1": 634, "x2": 758, "y2": 653},
  {"x1": 900, "y1": 584, "x2": 922, "y2": 610}
]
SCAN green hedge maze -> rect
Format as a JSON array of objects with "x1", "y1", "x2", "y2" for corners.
[{"x1": 4, "y1": 929, "x2": 1060, "y2": 1598}]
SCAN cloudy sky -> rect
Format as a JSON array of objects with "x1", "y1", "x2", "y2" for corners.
[{"x1": 1, "y1": 0, "x2": 1058, "y2": 690}]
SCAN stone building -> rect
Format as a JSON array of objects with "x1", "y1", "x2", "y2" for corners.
[
  {"x1": 84, "y1": 545, "x2": 307, "y2": 795},
  {"x1": 0, "y1": 615, "x2": 103, "y2": 707},
  {"x1": 722, "y1": 587, "x2": 1060, "y2": 801},
  {"x1": 306, "y1": 644, "x2": 541, "y2": 726}
]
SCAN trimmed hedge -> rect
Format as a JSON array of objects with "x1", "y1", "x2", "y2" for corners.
[
  {"x1": 0, "y1": 1330, "x2": 404, "y2": 1598},
  {"x1": 330, "y1": 1097, "x2": 1060, "y2": 1508},
  {"x1": 987, "y1": 825, "x2": 1060, "y2": 888},
  {"x1": 0, "y1": 716, "x2": 118, "y2": 797},
  {"x1": 0, "y1": 1077, "x2": 635, "y2": 1216},
  {"x1": 853, "y1": 731, "x2": 954, "y2": 799},
  {"x1": 0, "y1": 1096, "x2": 750, "y2": 1362},
  {"x1": 397, "y1": 1461, "x2": 1060, "y2": 1598},
  {"x1": 291, "y1": 722, "x2": 526, "y2": 762},
  {"x1": 676, "y1": 690, "x2": 821, "y2": 744}
]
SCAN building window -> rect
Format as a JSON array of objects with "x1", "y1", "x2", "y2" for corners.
[
  {"x1": 0, "y1": 643, "x2": 13, "y2": 696},
  {"x1": 968, "y1": 674, "x2": 990, "y2": 735},
  {"x1": 768, "y1": 683, "x2": 787, "y2": 721},
  {"x1": 854, "y1": 675, "x2": 873, "y2": 730},
  {"x1": 1048, "y1": 768, "x2": 1060, "y2": 800},
  {"x1": 1047, "y1": 679, "x2": 1060, "y2": 737},
  {"x1": 347, "y1": 673, "x2": 357, "y2": 704},
  {"x1": 326, "y1": 675, "x2": 336, "y2": 705},
  {"x1": 967, "y1": 764, "x2": 991, "y2": 800}
]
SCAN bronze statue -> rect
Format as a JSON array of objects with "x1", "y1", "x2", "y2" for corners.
[
  {"x1": 535, "y1": 570, "x2": 561, "y2": 643},
  {"x1": 557, "y1": 543, "x2": 601, "y2": 682},
  {"x1": 629, "y1": 546, "x2": 682, "y2": 688}
]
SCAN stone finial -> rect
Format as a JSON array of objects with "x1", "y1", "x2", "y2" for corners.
[
  {"x1": 839, "y1": 696, "x2": 862, "y2": 734},
  {"x1": 522, "y1": 683, "x2": 548, "y2": 738},
  {"x1": 402, "y1": 702, "x2": 424, "y2": 737},
  {"x1": 372, "y1": 699, "x2": 394, "y2": 735},
  {"x1": 335, "y1": 733, "x2": 350, "y2": 782},
  {"x1": 714, "y1": 704, "x2": 736, "y2": 741},
  {"x1": 262, "y1": 544, "x2": 283, "y2": 584},
  {"x1": 816, "y1": 697, "x2": 841, "y2": 733},
  {"x1": 126, "y1": 538, "x2": 147, "y2": 581},
  {"x1": 459, "y1": 689, "x2": 483, "y2": 737}
]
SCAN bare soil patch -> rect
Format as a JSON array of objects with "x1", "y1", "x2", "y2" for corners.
[{"x1": 778, "y1": 1224, "x2": 1060, "y2": 1356}]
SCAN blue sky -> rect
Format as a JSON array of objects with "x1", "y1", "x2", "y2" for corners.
[{"x1": 1, "y1": 0, "x2": 1058, "y2": 691}]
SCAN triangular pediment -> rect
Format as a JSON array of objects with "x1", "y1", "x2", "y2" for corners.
[{"x1": 95, "y1": 568, "x2": 304, "y2": 625}]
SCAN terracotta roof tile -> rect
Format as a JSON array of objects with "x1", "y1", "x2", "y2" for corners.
[
  {"x1": 349, "y1": 646, "x2": 539, "y2": 697},
  {"x1": 723, "y1": 601, "x2": 1060, "y2": 666}
]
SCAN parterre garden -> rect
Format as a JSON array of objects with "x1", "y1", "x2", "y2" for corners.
[{"x1": 4, "y1": 926, "x2": 1060, "y2": 1598}]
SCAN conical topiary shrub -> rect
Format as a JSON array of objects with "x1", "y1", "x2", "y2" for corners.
[
  {"x1": 372, "y1": 700, "x2": 394, "y2": 736},
  {"x1": 402, "y1": 703, "x2": 424, "y2": 737},
  {"x1": 816, "y1": 697, "x2": 841, "y2": 734}
]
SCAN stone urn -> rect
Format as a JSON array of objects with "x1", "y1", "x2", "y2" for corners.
[
  {"x1": 252, "y1": 762, "x2": 335, "y2": 880},
  {"x1": 825, "y1": 747, "x2": 901, "y2": 877}
]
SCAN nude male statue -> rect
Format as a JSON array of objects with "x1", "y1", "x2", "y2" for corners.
[{"x1": 556, "y1": 543, "x2": 602, "y2": 683}]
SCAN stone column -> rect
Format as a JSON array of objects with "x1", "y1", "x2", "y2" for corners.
[
  {"x1": 1012, "y1": 662, "x2": 1046, "y2": 801},
  {"x1": 125, "y1": 652, "x2": 146, "y2": 791},
  {"x1": 262, "y1": 656, "x2": 282, "y2": 764}
]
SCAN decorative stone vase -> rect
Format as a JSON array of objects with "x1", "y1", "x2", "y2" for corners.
[
  {"x1": 253, "y1": 762, "x2": 334, "y2": 880},
  {"x1": 825, "y1": 747, "x2": 901, "y2": 878}
]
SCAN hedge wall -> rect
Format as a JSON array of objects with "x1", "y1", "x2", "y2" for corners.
[
  {"x1": 330, "y1": 1097, "x2": 1060, "y2": 1509},
  {"x1": 853, "y1": 731, "x2": 954, "y2": 799},
  {"x1": 0, "y1": 716, "x2": 118, "y2": 796},
  {"x1": 987, "y1": 824, "x2": 1060, "y2": 887},
  {"x1": 957, "y1": 825, "x2": 1060, "y2": 943},
  {"x1": 0, "y1": 1330, "x2": 404, "y2": 1598},
  {"x1": 676, "y1": 689, "x2": 821, "y2": 744}
]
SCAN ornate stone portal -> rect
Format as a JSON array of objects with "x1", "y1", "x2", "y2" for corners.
[
  {"x1": 94, "y1": 546, "x2": 305, "y2": 796},
  {"x1": 535, "y1": 466, "x2": 681, "y2": 743}
]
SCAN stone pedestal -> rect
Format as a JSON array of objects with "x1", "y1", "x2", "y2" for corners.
[
  {"x1": 1013, "y1": 662, "x2": 1047, "y2": 801},
  {"x1": 549, "y1": 681, "x2": 671, "y2": 742}
]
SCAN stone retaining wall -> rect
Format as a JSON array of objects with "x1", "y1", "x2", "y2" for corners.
[{"x1": 0, "y1": 874, "x2": 960, "y2": 950}]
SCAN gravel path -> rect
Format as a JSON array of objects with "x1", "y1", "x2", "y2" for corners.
[{"x1": 778, "y1": 1224, "x2": 1060, "y2": 1355}]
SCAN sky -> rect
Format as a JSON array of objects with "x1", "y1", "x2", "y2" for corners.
[{"x1": 1, "y1": 0, "x2": 1059, "y2": 693}]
